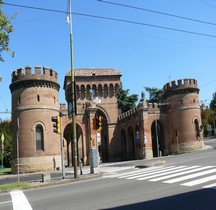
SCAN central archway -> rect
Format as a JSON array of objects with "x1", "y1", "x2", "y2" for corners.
[
  {"x1": 128, "y1": 126, "x2": 135, "y2": 160},
  {"x1": 63, "y1": 123, "x2": 84, "y2": 167},
  {"x1": 97, "y1": 110, "x2": 109, "y2": 163},
  {"x1": 151, "y1": 120, "x2": 165, "y2": 157}
]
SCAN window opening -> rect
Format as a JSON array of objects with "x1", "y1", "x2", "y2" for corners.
[{"x1": 36, "y1": 124, "x2": 44, "y2": 151}]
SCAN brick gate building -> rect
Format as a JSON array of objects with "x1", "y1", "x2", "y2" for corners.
[{"x1": 10, "y1": 66, "x2": 204, "y2": 173}]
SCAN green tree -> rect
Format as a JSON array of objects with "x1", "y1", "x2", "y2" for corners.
[
  {"x1": 144, "y1": 87, "x2": 164, "y2": 103},
  {"x1": 0, "y1": 1, "x2": 15, "y2": 62},
  {"x1": 0, "y1": 120, "x2": 12, "y2": 167},
  {"x1": 117, "y1": 84, "x2": 138, "y2": 113},
  {"x1": 209, "y1": 92, "x2": 216, "y2": 136},
  {"x1": 200, "y1": 102, "x2": 209, "y2": 136},
  {"x1": 209, "y1": 92, "x2": 216, "y2": 110}
]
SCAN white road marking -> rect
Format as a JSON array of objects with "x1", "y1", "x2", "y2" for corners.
[
  {"x1": 136, "y1": 166, "x2": 188, "y2": 181},
  {"x1": 0, "y1": 200, "x2": 12, "y2": 205},
  {"x1": 203, "y1": 183, "x2": 216, "y2": 189},
  {"x1": 10, "y1": 190, "x2": 33, "y2": 210},
  {"x1": 150, "y1": 166, "x2": 214, "y2": 182},
  {"x1": 164, "y1": 168, "x2": 216, "y2": 184},
  {"x1": 119, "y1": 166, "x2": 176, "y2": 179},
  {"x1": 182, "y1": 175, "x2": 216, "y2": 187},
  {"x1": 105, "y1": 165, "x2": 216, "y2": 189}
]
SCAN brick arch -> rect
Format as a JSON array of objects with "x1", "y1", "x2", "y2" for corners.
[
  {"x1": 128, "y1": 126, "x2": 135, "y2": 160},
  {"x1": 151, "y1": 120, "x2": 165, "y2": 157},
  {"x1": 121, "y1": 129, "x2": 127, "y2": 160},
  {"x1": 95, "y1": 108, "x2": 109, "y2": 162},
  {"x1": 109, "y1": 84, "x2": 114, "y2": 98},
  {"x1": 193, "y1": 117, "x2": 201, "y2": 138},
  {"x1": 62, "y1": 119, "x2": 86, "y2": 167},
  {"x1": 32, "y1": 121, "x2": 46, "y2": 152}
]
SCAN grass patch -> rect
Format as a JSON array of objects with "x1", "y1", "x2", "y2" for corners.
[
  {"x1": 0, "y1": 168, "x2": 11, "y2": 175},
  {"x1": 0, "y1": 182, "x2": 29, "y2": 192}
]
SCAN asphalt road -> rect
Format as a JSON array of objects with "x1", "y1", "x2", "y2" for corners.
[{"x1": 1, "y1": 138, "x2": 216, "y2": 210}]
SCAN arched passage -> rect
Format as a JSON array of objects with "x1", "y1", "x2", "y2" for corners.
[
  {"x1": 63, "y1": 123, "x2": 84, "y2": 167},
  {"x1": 97, "y1": 110, "x2": 109, "y2": 163},
  {"x1": 151, "y1": 120, "x2": 165, "y2": 157},
  {"x1": 121, "y1": 129, "x2": 127, "y2": 160},
  {"x1": 128, "y1": 126, "x2": 135, "y2": 160}
]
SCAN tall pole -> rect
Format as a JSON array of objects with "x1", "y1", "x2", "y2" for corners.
[
  {"x1": 60, "y1": 113, "x2": 65, "y2": 179},
  {"x1": 17, "y1": 117, "x2": 20, "y2": 182},
  {"x1": 68, "y1": 0, "x2": 78, "y2": 178},
  {"x1": 1, "y1": 134, "x2": 3, "y2": 174}
]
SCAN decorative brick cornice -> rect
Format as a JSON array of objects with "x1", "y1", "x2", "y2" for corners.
[{"x1": 10, "y1": 79, "x2": 60, "y2": 92}]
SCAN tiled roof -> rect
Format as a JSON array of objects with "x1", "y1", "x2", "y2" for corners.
[{"x1": 66, "y1": 68, "x2": 121, "y2": 76}]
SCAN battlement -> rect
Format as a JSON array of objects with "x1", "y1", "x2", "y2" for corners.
[
  {"x1": 11, "y1": 66, "x2": 58, "y2": 83},
  {"x1": 118, "y1": 108, "x2": 137, "y2": 121},
  {"x1": 147, "y1": 103, "x2": 160, "y2": 111},
  {"x1": 164, "y1": 78, "x2": 197, "y2": 92}
]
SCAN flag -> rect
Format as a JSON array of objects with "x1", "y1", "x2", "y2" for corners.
[{"x1": 1, "y1": 134, "x2": 4, "y2": 154}]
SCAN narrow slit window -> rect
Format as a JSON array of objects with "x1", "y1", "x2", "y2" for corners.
[{"x1": 36, "y1": 124, "x2": 44, "y2": 151}]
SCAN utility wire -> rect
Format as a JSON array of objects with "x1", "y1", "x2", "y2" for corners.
[
  {"x1": 2, "y1": 2, "x2": 216, "y2": 38},
  {"x1": 98, "y1": 0, "x2": 216, "y2": 26},
  {"x1": 201, "y1": 0, "x2": 216, "y2": 10},
  {"x1": 75, "y1": 12, "x2": 216, "y2": 38}
]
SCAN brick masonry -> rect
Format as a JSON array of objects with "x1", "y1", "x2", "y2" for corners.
[{"x1": 10, "y1": 67, "x2": 204, "y2": 173}]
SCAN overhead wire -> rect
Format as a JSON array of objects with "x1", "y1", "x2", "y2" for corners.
[
  {"x1": 200, "y1": 0, "x2": 216, "y2": 10},
  {"x1": 98, "y1": 0, "x2": 216, "y2": 26},
  {"x1": 2, "y1": 2, "x2": 216, "y2": 38}
]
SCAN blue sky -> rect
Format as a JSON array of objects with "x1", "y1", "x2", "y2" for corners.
[{"x1": 0, "y1": 0, "x2": 216, "y2": 120}]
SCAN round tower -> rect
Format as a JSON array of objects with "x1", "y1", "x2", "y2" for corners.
[
  {"x1": 163, "y1": 78, "x2": 204, "y2": 153},
  {"x1": 9, "y1": 66, "x2": 61, "y2": 173}
]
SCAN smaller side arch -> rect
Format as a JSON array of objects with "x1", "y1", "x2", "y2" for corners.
[
  {"x1": 121, "y1": 129, "x2": 127, "y2": 160},
  {"x1": 193, "y1": 117, "x2": 200, "y2": 138},
  {"x1": 32, "y1": 121, "x2": 46, "y2": 152}
]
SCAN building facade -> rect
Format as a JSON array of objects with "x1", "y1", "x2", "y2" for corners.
[{"x1": 10, "y1": 66, "x2": 204, "y2": 173}]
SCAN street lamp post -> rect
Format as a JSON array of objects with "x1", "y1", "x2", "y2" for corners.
[{"x1": 67, "y1": 0, "x2": 78, "y2": 178}]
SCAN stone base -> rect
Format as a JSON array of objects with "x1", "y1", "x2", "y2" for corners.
[
  {"x1": 143, "y1": 147, "x2": 153, "y2": 159},
  {"x1": 12, "y1": 155, "x2": 61, "y2": 174},
  {"x1": 170, "y1": 140, "x2": 204, "y2": 154}
]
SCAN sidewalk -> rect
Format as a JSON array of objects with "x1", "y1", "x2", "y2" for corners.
[{"x1": 0, "y1": 165, "x2": 103, "y2": 188}]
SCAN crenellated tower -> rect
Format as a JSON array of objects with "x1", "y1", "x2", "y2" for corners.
[
  {"x1": 163, "y1": 78, "x2": 204, "y2": 152},
  {"x1": 10, "y1": 66, "x2": 61, "y2": 173}
]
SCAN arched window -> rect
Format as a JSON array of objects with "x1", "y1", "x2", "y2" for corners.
[
  {"x1": 36, "y1": 124, "x2": 44, "y2": 151},
  {"x1": 98, "y1": 84, "x2": 102, "y2": 98},
  {"x1": 92, "y1": 84, "x2": 97, "y2": 98},
  {"x1": 194, "y1": 119, "x2": 200, "y2": 138},
  {"x1": 109, "y1": 84, "x2": 114, "y2": 97},
  {"x1": 81, "y1": 85, "x2": 85, "y2": 100},
  {"x1": 104, "y1": 84, "x2": 108, "y2": 98}
]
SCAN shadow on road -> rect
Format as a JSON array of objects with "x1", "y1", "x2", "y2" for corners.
[{"x1": 102, "y1": 188, "x2": 216, "y2": 210}]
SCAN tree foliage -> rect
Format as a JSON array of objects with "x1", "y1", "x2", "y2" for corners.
[
  {"x1": 144, "y1": 87, "x2": 164, "y2": 103},
  {"x1": 209, "y1": 92, "x2": 216, "y2": 110},
  {"x1": 117, "y1": 84, "x2": 138, "y2": 113},
  {"x1": 0, "y1": 1, "x2": 15, "y2": 62},
  {"x1": 201, "y1": 92, "x2": 216, "y2": 137},
  {"x1": 0, "y1": 120, "x2": 12, "y2": 167}
]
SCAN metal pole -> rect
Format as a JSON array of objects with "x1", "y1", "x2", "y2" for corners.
[
  {"x1": 60, "y1": 113, "x2": 65, "y2": 179},
  {"x1": 17, "y1": 117, "x2": 20, "y2": 182},
  {"x1": 1, "y1": 137, "x2": 3, "y2": 174},
  {"x1": 68, "y1": 0, "x2": 78, "y2": 178},
  {"x1": 176, "y1": 136, "x2": 179, "y2": 154}
]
